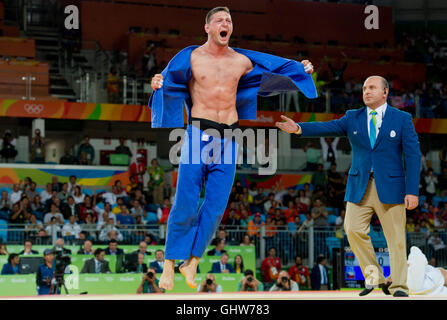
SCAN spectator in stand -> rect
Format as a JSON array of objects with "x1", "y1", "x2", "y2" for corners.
[
  {"x1": 77, "y1": 136, "x2": 95, "y2": 165},
  {"x1": 0, "y1": 190, "x2": 11, "y2": 219},
  {"x1": 80, "y1": 213, "x2": 97, "y2": 240},
  {"x1": 320, "y1": 137, "x2": 340, "y2": 169},
  {"x1": 304, "y1": 141, "x2": 321, "y2": 171},
  {"x1": 130, "y1": 199, "x2": 146, "y2": 220},
  {"x1": 72, "y1": 186, "x2": 85, "y2": 204},
  {"x1": 207, "y1": 238, "x2": 227, "y2": 256},
  {"x1": 144, "y1": 233, "x2": 157, "y2": 245},
  {"x1": 150, "y1": 249, "x2": 165, "y2": 273},
  {"x1": 25, "y1": 214, "x2": 43, "y2": 238},
  {"x1": 0, "y1": 243, "x2": 8, "y2": 255},
  {"x1": 55, "y1": 238, "x2": 72, "y2": 255},
  {"x1": 81, "y1": 248, "x2": 111, "y2": 274},
  {"x1": 40, "y1": 184, "x2": 53, "y2": 204},
  {"x1": 282, "y1": 189, "x2": 296, "y2": 209},
  {"x1": 107, "y1": 67, "x2": 120, "y2": 103},
  {"x1": 77, "y1": 239, "x2": 94, "y2": 255},
  {"x1": 44, "y1": 203, "x2": 65, "y2": 225},
  {"x1": 25, "y1": 182, "x2": 39, "y2": 200},
  {"x1": 424, "y1": 168, "x2": 438, "y2": 202},
  {"x1": 252, "y1": 187, "x2": 266, "y2": 214},
  {"x1": 45, "y1": 217, "x2": 61, "y2": 237},
  {"x1": 311, "y1": 199, "x2": 328, "y2": 228},
  {"x1": 61, "y1": 196, "x2": 78, "y2": 220},
  {"x1": 247, "y1": 212, "x2": 264, "y2": 238},
  {"x1": 288, "y1": 256, "x2": 311, "y2": 290},
  {"x1": 233, "y1": 254, "x2": 244, "y2": 274},
  {"x1": 67, "y1": 175, "x2": 79, "y2": 195},
  {"x1": 114, "y1": 137, "x2": 133, "y2": 161},
  {"x1": 210, "y1": 252, "x2": 235, "y2": 273},
  {"x1": 198, "y1": 274, "x2": 223, "y2": 293},
  {"x1": 126, "y1": 176, "x2": 139, "y2": 197},
  {"x1": 311, "y1": 255, "x2": 330, "y2": 290},
  {"x1": 133, "y1": 241, "x2": 151, "y2": 257},
  {"x1": 238, "y1": 269, "x2": 264, "y2": 292},
  {"x1": 148, "y1": 159, "x2": 165, "y2": 206},
  {"x1": 10, "y1": 202, "x2": 30, "y2": 225},
  {"x1": 96, "y1": 202, "x2": 116, "y2": 227},
  {"x1": 78, "y1": 196, "x2": 97, "y2": 223},
  {"x1": 30, "y1": 128, "x2": 45, "y2": 164},
  {"x1": 61, "y1": 215, "x2": 81, "y2": 243},
  {"x1": 439, "y1": 167, "x2": 447, "y2": 197},
  {"x1": 269, "y1": 270, "x2": 299, "y2": 291},
  {"x1": 57, "y1": 183, "x2": 70, "y2": 203},
  {"x1": 336, "y1": 209, "x2": 346, "y2": 228},
  {"x1": 1, "y1": 253, "x2": 20, "y2": 275},
  {"x1": 136, "y1": 267, "x2": 165, "y2": 294},
  {"x1": 19, "y1": 239, "x2": 39, "y2": 255},
  {"x1": 298, "y1": 213, "x2": 314, "y2": 232},
  {"x1": 130, "y1": 154, "x2": 147, "y2": 188},
  {"x1": 116, "y1": 204, "x2": 135, "y2": 236},
  {"x1": 0, "y1": 130, "x2": 17, "y2": 163},
  {"x1": 99, "y1": 218, "x2": 123, "y2": 242},
  {"x1": 157, "y1": 197, "x2": 171, "y2": 224},
  {"x1": 59, "y1": 147, "x2": 78, "y2": 165},
  {"x1": 114, "y1": 180, "x2": 128, "y2": 199},
  {"x1": 50, "y1": 176, "x2": 63, "y2": 193},
  {"x1": 225, "y1": 209, "x2": 240, "y2": 226},
  {"x1": 311, "y1": 164, "x2": 327, "y2": 189},
  {"x1": 261, "y1": 247, "x2": 282, "y2": 291},
  {"x1": 105, "y1": 239, "x2": 124, "y2": 255},
  {"x1": 9, "y1": 184, "x2": 23, "y2": 206}
]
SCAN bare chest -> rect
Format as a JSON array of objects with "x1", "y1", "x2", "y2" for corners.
[{"x1": 191, "y1": 56, "x2": 244, "y2": 85}]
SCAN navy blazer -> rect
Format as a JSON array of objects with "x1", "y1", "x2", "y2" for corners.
[
  {"x1": 298, "y1": 105, "x2": 421, "y2": 204},
  {"x1": 210, "y1": 261, "x2": 236, "y2": 274},
  {"x1": 104, "y1": 248, "x2": 124, "y2": 255},
  {"x1": 149, "y1": 261, "x2": 163, "y2": 273},
  {"x1": 148, "y1": 46, "x2": 317, "y2": 128},
  {"x1": 311, "y1": 264, "x2": 331, "y2": 290},
  {"x1": 1, "y1": 263, "x2": 19, "y2": 275}
]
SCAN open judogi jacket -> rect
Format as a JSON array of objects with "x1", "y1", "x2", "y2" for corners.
[{"x1": 148, "y1": 45, "x2": 317, "y2": 128}]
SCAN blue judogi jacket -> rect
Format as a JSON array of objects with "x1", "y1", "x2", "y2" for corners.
[{"x1": 148, "y1": 46, "x2": 317, "y2": 128}]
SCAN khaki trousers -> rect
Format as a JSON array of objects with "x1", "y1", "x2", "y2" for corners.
[
  {"x1": 152, "y1": 185, "x2": 164, "y2": 205},
  {"x1": 344, "y1": 177, "x2": 408, "y2": 294}
]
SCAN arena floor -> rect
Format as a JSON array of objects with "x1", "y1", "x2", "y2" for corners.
[{"x1": 4, "y1": 290, "x2": 447, "y2": 300}]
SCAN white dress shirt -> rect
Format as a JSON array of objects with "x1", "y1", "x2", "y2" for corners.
[
  {"x1": 319, "y1": 264, "x2": 328, "y2": 285},
  {"x1": 367, "y1": 103, "x2": 387, "y2": 138}
]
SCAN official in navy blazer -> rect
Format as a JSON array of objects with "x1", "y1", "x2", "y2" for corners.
[
  {"x1": 149, "y1": 249, "x2": 165, "y2": 273},
  {"x1": 277, "y1": 76, "x2": 421, "y2": 297},
  {"x1": 210, "y1": 252, "x2": 235, "y2": 274}
]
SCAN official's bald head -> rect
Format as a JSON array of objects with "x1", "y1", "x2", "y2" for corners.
[{"x1": 362, "y1": 75, "x2": 389, "y2": 109}]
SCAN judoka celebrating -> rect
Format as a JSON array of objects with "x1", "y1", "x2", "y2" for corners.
[{"x1": 149, "y1": 6, "x2": 316, "y2": 290}]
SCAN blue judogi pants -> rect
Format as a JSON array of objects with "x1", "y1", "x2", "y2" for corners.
[{"x1": 165, "y1": 118, "x2": 239, "y2": 260}]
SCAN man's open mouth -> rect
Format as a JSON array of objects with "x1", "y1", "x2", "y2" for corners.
[{"x1": 220, "y1": 31, "x2": 228, "y2": 38}]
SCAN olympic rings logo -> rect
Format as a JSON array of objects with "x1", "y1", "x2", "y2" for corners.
[{"x1": 24, "y1": 104, "x2": 44, "y2": 114}]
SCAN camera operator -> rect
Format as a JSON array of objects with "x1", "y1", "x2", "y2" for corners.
[
  {"x1": 31, "y1": 128, "x2": 45, "y2": 164},
  {"x1": 136, "y1": 267, "x2": 165, "y2": 294},
  {"x1": 197, "y1": 273, "x2": 223, "y2": 293},
  {"x1": 269, "y1": 270, "x2": 299, "y2": 292},
  {"x1": 238, "y1": 269, "x2": 264, "y2": 292},
  {"x1": 0, "y1": 130, "x2": 17, "y2": 163},
  {"x1": 36, "y1": 249, "x2": 57, "y2": 295}
]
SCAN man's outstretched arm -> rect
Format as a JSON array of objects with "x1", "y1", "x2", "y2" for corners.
[{"x1": 276, "y1": 114, "x2": 348, "y2": 137}]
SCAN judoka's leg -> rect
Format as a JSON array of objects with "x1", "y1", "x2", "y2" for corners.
[{"x1": 159, "y1": 127, "x2": 205, "y2": 290}]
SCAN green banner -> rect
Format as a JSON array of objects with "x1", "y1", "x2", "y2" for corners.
[{"x1": 0, "y1": 273, "x2": 245, "y2": 296}]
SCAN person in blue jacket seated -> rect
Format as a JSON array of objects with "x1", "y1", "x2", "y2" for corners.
[
  {"x1": 149, "y1": 6, "x2": 316, "y2": 290},
  {"x1": 1, "y1": 253, "x2": 20, "y2": 275},
  {"x1": 210, "y1": 252, "x2": 235, "y2": 274}
]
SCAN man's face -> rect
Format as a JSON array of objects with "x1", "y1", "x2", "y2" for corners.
[
  {"x1": 269, "y1": 248, "x2": 276, "y2": 257},
  {"x1": 109, "y1": 242, "x2": 118, "y2": 251},
  {"x1": 107, "y1": 218, "x2": 114, "y2": 225},
  {"x1": 363, "y1": 77, "x2": 387, "y2": 107},
  {"x1": 139, "y1": 242, "x2": 147, "y2": 253},
  {"x1": 13, "y1": 256, "x2": 20, "y2": 265},
  {"x1": 13, "y1": 184, "x2": 19, "y2": 192},
  {"x1": 321, "y1": 258, "x2": 327, "y2": 266},
  {"x1": 70, "y1": 176, "x2": 76, "y2": 184},
  {"x1": 52, "y1": 176, "x2": 58, "y2": 184},
  {"x1": 96, "y1": 252, "x2": 105, "y2": 262},
  {"x1": 30, "y1": 183, "x2": 36, "y2": 191},
  {"x1": 205, "y1": 11, "x2": 233, "y2": 47},
  {"x1": 56, "y1": 239, "x2": 64, "y2": 247},
  {"x1": 84, "y1": 241, "x2": 92, "y2": 251},
  {"x1": 221, "y1": 254, "x2": 229, "y2": 265},
  {"x1": 85, "y1": 137, "x2": 90, "y2": 144},
  {"x1": 156, "y1": 251, "x2": 164, "y2": 262},
  {"x1": 45, "y1": 253, "x2": 54, "y2": 264},
  {"x1": 68, "y1": 197, "x2": 74, "y2": 205},
  {"x1": 69, "y1": 216, "x2": 75, "y2": 224},
  {"x1": 296, "y1": 257, "x2": 302, "y2": 265},
  {"x1": 24, "y1": 242, "x2": 32, "y2": 250}
]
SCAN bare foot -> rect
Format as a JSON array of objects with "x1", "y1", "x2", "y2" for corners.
[
  {"x1": 159, "y1": 259, "x2": 175, "y2": 291},
  {"x1": 179, "y1": 256, "x2": 200, "y2": 289}
]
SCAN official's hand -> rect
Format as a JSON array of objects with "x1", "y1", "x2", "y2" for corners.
[
  {"x1": 301, "y1": 60, "x2": 314, "y2": 74},
  {"x1": 275, "y1": 115, "x2": 300, "y2": 134},
  {"x1": 404, "y1": 195, "x2": 418, "y2": 210},
  {"x1": 151, "y1": 74, "x2": 163, "y2": 91}
]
